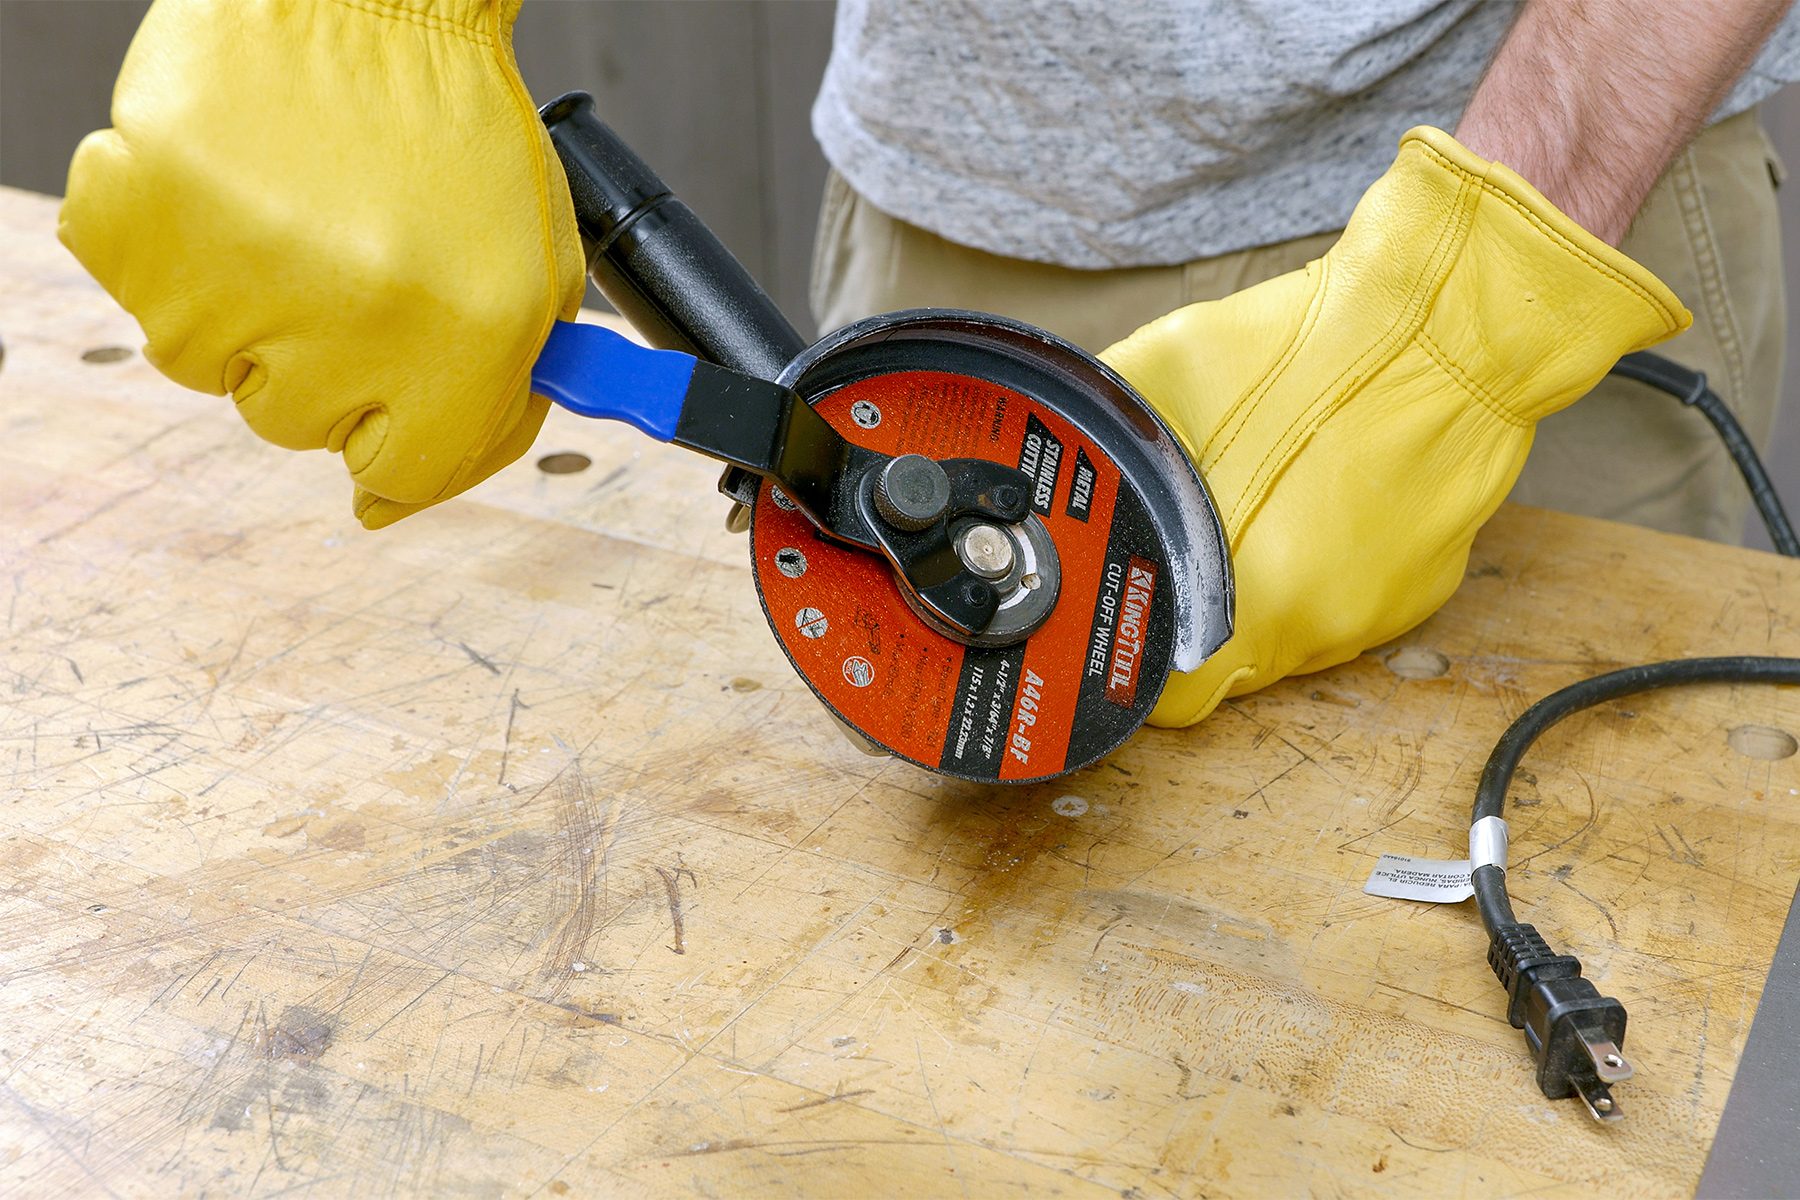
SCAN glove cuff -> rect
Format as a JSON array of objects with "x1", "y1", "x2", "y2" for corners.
[
  {"x1": 347, "y1": 0, "x2": 519, "y2": 39},
  {"x1": 1386, "y1": 127, "x2": 1691, "y2": 428},
  {"x1": 1400, "y1": 126, "x2": 1687, "y2": 338}
]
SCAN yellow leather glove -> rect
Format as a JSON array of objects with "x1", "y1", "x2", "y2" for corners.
[
  {"x1": 1102, "y1": 128, "x2": 1691, "y2": 728},
  {"x1": 59, "y1": 0, "x2": 585, "y2": 529}
]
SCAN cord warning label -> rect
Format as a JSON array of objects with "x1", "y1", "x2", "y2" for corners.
[{"x1": 1362, "y1": 854, "x2": 1475, "y2": 903}]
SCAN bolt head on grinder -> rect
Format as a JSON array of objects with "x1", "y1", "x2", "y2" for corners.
[{"x1": 748, "y1": 311, "x2": 1233, "y2": 784}]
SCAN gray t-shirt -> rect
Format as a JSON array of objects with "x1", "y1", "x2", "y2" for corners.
[{"x1": 813, "y1": 1, "x2": 1800, "y2": 268}]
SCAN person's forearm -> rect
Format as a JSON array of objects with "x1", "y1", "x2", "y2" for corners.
[{"x1": 1456, "y1": 0, "x2": 1790, "y2": 245}]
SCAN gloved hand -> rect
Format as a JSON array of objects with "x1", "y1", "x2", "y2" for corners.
[
  {"x1": 1102, "y1": 127, "x2": 1691, "y2": 728},
  {"x1": 59, "y1": 0, "x2": 586, "y2": 529}
]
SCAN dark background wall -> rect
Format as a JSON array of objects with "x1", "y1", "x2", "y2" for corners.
[{"x1": 3, "y1": 0, "x2": 1797, "y2": 548}]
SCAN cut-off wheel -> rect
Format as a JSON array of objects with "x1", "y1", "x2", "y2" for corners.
[{"x1": 749, "y1": 313, "x2": 1231, "y2": 783}]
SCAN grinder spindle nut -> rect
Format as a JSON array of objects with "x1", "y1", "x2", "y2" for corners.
[{"x1": 957, "y1": 524, "x2": 1017, "y2": 580}]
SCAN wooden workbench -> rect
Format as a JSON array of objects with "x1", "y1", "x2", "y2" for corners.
[{"x1": 5, "y1": 183, "x2": 1800, "y2": 1198}]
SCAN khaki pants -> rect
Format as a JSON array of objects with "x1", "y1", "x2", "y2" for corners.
[{"x1": 811, "y1": 109, "x2": 1788, "y2": 544}]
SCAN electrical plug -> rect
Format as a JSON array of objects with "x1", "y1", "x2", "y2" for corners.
[{"x1": 1489, "y1": 923, "x2": 1633, "y2": 1121}]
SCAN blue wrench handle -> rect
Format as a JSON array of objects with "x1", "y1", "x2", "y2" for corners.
[
  {"x1": 530, "y1": 317, "x2": 847, "y2": 529},
  {"x1": 530, "y1": 320, "x2": 698, "y2": 442}
]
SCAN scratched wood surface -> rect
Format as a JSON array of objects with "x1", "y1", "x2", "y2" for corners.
[{"x1": 5, "y1": 182, "x2": 1800, "y2": 1198}]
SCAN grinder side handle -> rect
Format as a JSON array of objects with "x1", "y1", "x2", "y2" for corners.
[{"x1": 539, "y1": 91, "x2": 809, "y2": 383}]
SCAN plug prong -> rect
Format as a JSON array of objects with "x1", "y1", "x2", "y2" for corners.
[
  {"x1": 1574, "y1": 1075, "x2": 1624, "y2": 1123},
  {"x1": 1583, "y1": 1036, "x2": 1634, "y2": 1083}
]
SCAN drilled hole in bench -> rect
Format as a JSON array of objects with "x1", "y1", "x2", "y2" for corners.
[
  {"x1": 537, "y1": 452, "x2": 591, "y2": 475},
  {"x1": 82, "y1": 346, "x2": 133, "y2": 364},
  {"x1": 1728, "y1": 724, "x2": 1798, "y2": 761},
  {"x1": 1384, "y1": 646, "x2": 1449, "y2": 680}
]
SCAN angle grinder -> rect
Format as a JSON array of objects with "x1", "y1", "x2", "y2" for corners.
[{"x1": 530, "y1": 92, "x2": 1233, "y2": 783}]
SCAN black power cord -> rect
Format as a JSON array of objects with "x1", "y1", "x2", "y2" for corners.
[
  {"x1": 1612, "y1": 352, "x2": 1800, "y2": 554},
  {"x1": 1474, "y1": 352, "x2": 1800, "y2": 1122}
]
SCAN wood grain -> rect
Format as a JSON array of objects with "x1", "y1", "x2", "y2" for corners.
[{"x1": 4, "y1": 184, "x2": 1800, "y2": 1197}]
